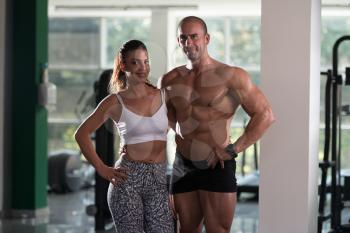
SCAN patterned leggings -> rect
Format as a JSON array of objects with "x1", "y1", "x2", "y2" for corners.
[{"x1": 107, "y1": 157, "x2": 174, "y2": 233}]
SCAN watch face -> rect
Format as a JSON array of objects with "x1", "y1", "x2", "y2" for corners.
[
  {"x1": 225, "y1": 144, "x2": 237, "y2": 158},
  {"x1": 226, "y1": 144, "x2": 234, "y2": 152}
]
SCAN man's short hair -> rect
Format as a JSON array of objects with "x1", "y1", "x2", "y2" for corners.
[{"x1": 177, "y1": 16, "x2": 208, "y2": 35}]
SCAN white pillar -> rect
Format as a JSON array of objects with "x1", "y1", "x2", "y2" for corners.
[
  {"x1": 0, "y1": 0, "x2": 6, "y2": 216},
  {"x1": 259, "y1": 0, "x2": 320, "y2": 232},
  {"x1": 149, "y1": 8, "x2": 176, "y2": 83},
  {"x1": 150, "y1": 8, "x2": 177, "y2": 164}
]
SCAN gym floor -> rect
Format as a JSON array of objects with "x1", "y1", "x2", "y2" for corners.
[{"x1": 0, "y1": 188, "x2": 347, "y2": 233}]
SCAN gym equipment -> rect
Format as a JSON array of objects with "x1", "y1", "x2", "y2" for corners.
[
  {"x1": 48, "y1": 150, "x2": 83, "y2": 193},
  {"x1": 70, "y1": 87, "x2": 98, "y2": 190},
  {"x1": 237, "y1": 119, "x2": 260, "y2": 198},
  {"x1": 85, "y1": 69, "x2": 115, "y2": 231},
  {"x1": 48, "y1": 88, "x2": 97, "y2": 194},
  {"x1": 318, "y1": 35, "x2": 350, "y2": 233},
  {"x1": 237, "y1": 142, "x2": 259, "y2": 198}
]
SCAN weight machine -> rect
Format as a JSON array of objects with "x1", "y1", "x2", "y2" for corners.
[
  {"x1": 318, "y1": 35, "x2": 350, "y2": 233},
  {"x1": 85, "y1": 69, "x2": 115, "y2": 231}
]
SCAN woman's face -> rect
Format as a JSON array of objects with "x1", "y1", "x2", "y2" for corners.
[{"x1": 122, "y1": 48, "x2": 150, "y2": 84}]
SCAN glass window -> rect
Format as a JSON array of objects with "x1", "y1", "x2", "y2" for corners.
[
  {"x1": 48, "y1": 14, "x2": 151, "y2": 153},
  {"x1": 321, "y1": 16, "x2": 350, "y2": 70},
  {"x1": 47, "y1": 69, "x2": 101, "y2": 152},
  {"x1": 229, "y1": 17, "x2": 261, "y2": 125},
  {"x1": 49, "y1": 18, "x2": 100, "y2": 68},
  {"x1": 203, "y1": 17, "x2": 226, "y2": 63},
  {"x1": 230, "y1": 17, "x2": 260, "y2": 69},
  {"x1": 105, "y1": 17, "x2": 151, "y2": 67},
  {"x1": 46, "y1": 10, "x2": 350, "y2": 176}
]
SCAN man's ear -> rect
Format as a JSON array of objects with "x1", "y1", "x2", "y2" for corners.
[
  {"x1": 205, "y1": 33, "x2": 210, "y2": 45},
  {"x1": 177, "y1": 37, "x2": 182, "y2": 47}
]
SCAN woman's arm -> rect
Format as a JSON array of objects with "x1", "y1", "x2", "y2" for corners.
[{"x1": 75, "y1": 94, "x2": 127, "y2": 184}]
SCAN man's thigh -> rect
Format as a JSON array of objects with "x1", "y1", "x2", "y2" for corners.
[
  {"x1": 199, "y1": 190, "x2": 236, "y2": 233},
  {"x1": 174, "y1": 191, "x2": 203, "y2": 233}
]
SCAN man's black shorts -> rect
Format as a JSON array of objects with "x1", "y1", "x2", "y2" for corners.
[{"x1": 170, "y1": 150, "x2": 237, "y2": 194}]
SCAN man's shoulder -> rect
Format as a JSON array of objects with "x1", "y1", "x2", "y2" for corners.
[
  {"x1": 215, "y1": 62, "x2": 238, "y2": 72},
  {"x1": 216, "y1": 63, "x2": 249, "y2": 79},
  {"x1": 159, "y1": 66, "x2": 187, "y2": 87}
]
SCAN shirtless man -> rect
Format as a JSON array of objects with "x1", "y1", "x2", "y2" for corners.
[{"x1": 159, "y1": 16, "x2": 275, "y2": 233}]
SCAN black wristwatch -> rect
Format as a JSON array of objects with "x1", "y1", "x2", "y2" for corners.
[{"x1": 225, "y1": 143, "x2": 238, "y2": 159}]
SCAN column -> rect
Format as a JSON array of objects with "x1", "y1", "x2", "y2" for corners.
[
  {"x1": 260, "y1": 0, "x2": 320, "y2": 232},
  {"x1": 10, "y1": 0, "x2": 49, "y2": 217},
  {"x1": 0, "y1": 0, "x2": 6, "y2": 216}
]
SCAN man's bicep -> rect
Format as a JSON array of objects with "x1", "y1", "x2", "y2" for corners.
[
  {"x1": 158, "y1": 73, "x2": 171, "y2": 88},
  {"x1": 241, "y1": 84, "x2": 270, "y2": 116},
  {"x1": 158, "y1": 71, "x2": 175, "y2": 89},
  {"x1": 227, "y1": 68, "x2": 265, "y2": 115},
  {"x1": 157, "y1": 75, "x2": 165, "y2": 88}
]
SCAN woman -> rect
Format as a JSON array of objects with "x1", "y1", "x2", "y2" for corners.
[{"x1": 75, "y1": 40, "x2": 174, "y2": 232}]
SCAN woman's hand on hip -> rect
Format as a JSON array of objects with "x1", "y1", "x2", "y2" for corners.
[{"x1": 97, "y1": 164, "x2": 129, "y2": 186}]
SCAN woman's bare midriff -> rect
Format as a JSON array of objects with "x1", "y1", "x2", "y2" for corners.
[{"x1": 122, "y1": 140, "x2": 167, "y2": 163}]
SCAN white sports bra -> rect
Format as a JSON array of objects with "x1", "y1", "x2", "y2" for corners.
[{"x1": 114, "y1": 89, "x2": 168, "y2": 145}]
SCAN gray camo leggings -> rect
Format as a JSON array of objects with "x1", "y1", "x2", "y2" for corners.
[{"x1": 107, "y1": 157, "x2": 174, "y2": 233}]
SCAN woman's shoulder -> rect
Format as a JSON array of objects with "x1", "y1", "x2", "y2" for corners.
[
  {"x1": 98, "y1": 93, "x2": 121, "y2": 108},
  {"x1": 97, "y1": 94, "x2": 123, "y2": 120},
  {"x1": 85, "y1": 93, "x2": 121, "y2": 122}
]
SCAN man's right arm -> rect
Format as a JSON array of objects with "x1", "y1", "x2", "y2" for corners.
[{"x1": 158, "y1": 71, "x2": 178, "y2": 131}]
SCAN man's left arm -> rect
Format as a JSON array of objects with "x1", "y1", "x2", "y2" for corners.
[{"x1": 229, "y1": 67, "x2": 275, "y2": 154}]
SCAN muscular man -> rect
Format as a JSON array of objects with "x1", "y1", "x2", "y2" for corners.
[{"x1": 159, "y1": 16, "x2": 275, "y2": 233}]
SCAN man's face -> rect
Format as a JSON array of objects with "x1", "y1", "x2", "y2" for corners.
[{"x1": 177, "y1": 21, "x2": 209, "y2": 61}]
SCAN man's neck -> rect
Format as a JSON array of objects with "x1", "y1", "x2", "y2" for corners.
[{"x1": 186, "y1": 55, "x2": 213, "y2": 72}]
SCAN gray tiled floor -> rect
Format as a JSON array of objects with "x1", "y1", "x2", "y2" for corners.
[
  {"x1": 0, "y1": 188, "x2": 259, "y2": 233},
  {"x1": 1, "y1": 188, "x2": 348, "y2": 233}
]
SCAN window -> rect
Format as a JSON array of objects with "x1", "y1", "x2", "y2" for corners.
[
  {"x1": 49, "y1": 18, "x2": 100, "y2": 69},
  {"x1": 105, "y1": 17, "x2": 151, "y2": 67},
  {"x1": 47, "y1": 7, "x2": 350, "y2": 175},
  {"x1": 48, "y1": 13, "x2": 151, "y2": 153}
]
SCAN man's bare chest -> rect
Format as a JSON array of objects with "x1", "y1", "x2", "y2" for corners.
[{"x1": 168, "y1": 74, "x2": 228, "y2": 107}]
